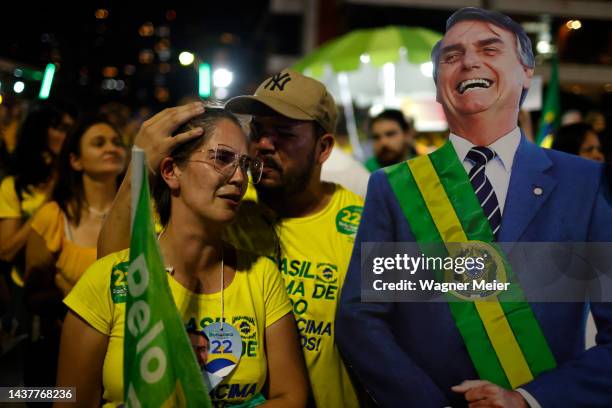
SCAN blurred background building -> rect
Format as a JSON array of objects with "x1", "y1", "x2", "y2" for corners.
[{"x1": 0, "y1": 0, "x2": 611, "y2": 151}]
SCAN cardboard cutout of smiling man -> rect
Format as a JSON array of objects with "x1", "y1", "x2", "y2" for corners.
[{"x1": 337, "y1": 7, "x2": 612, "y2": 408}]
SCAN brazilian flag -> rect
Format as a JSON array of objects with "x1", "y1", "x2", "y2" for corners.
[
  {"x1": 536, "y1": 54, "x2": 561, "y2": 147},
  {"x1": 123, "y1": 148, "x2": 211, "y2": 408}
]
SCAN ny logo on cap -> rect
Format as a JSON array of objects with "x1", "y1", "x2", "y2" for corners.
[{"x1": 264, "y1": 72, "x2": 291, "y2": 91}]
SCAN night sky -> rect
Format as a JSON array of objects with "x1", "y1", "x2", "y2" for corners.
[{"x1": 1, "y1": 2, "x2": 610, "y2": 114}]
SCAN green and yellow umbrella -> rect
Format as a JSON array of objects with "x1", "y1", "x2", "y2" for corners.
[
  {"x1": 293, "y1": 25, "x2": 442, "y2": 78},
  {"x1": 293, "y1": 26, "x2": 443, "y2": 160}
]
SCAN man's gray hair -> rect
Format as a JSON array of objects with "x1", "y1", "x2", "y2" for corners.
[{"x1": 430, "y1": 7, "x2": 534, "y2": 105}]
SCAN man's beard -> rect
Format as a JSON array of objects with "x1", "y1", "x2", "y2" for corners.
[
  {"x1": 256, "y1": 148, "x2": 316, "y2": 204},
  {"x1": 376, "y1": 146, "x2": 406, "y2": 167}
]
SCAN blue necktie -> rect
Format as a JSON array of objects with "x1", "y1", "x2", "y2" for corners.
[{"x1": 466, "y1": 146, "x2": 502, "y2": 238}]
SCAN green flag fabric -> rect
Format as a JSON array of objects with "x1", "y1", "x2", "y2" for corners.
[
  {"x1": 124, "y1": 149, "x2": 212, "y2": 408},
  {"x1": 535, "y1": 54, "x2": 561, "y2": 146}
]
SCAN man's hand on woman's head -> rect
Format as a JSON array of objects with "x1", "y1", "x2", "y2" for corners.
[{"x1": 134, "y1": 102, "x2": 206, "y2": 174}]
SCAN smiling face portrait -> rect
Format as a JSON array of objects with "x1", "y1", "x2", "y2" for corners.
[
  {"x1": 430, "y1": 9, "x2": 535, "y2": 142},
  {"x1": 435, "y1": 20, "x2": 533, "y2": 122}
]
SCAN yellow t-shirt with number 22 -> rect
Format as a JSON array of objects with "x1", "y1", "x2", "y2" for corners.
[
  {"x1": 277, "y1": 184, "x2": 363, "y2": 408},
  {"x1": 64, "y1": 248, "x2": 291, "y2": 407}
]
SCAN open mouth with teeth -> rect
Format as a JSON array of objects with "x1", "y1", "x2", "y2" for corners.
[{"x1": 457, "y1": 78, "x2": 493, "y2": 94}]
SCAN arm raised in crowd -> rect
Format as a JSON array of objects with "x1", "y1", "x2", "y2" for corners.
[{"x1": 97, "y1": 102, "x2": 205, "y2": 258}]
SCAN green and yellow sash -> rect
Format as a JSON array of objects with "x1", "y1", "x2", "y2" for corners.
[{"x1": 384, "y1": 142, "x2": 556, "y2": 389}]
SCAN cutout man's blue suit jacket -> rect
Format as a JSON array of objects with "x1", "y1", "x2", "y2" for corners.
[{"x1": 337, "y1": 136, "x2": 612, "y2": 407}]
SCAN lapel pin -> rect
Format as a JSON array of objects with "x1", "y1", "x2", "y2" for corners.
[{"x1": 533, "y1": 186, "x2": 543, "y2": 196}]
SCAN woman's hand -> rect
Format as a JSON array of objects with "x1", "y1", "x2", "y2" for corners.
[{"x1": 97, "y1": 102, "x2": 207, "y2": 258}]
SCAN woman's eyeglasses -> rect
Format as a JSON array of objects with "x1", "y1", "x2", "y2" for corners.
[{"x1": 190, "y1": 145, "x2": 263, "y2": 184}]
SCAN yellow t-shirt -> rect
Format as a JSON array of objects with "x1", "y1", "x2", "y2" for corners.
[
  {"x1": 64, "y1": 248, "x2": 292, "y2": 407},
  {"x1": 226, "y1": 184, "x2": 363, "y2": 408},
  {"x1": 0, "y1": 176, "x2": 47, "y2": 286},
  {"x1": 0, "y1": 176, "x2": 46, "y2": 220},
  {"x1": 30, "y1": 201, "x2": 97, "y2": 295}
]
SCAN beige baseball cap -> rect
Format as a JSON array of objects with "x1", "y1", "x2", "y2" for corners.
[{"x1": 226, "y1": 69, "x2": 338, "y2": 134}]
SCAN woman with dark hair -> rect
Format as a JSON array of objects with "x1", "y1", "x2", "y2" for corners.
[
  {"x1": 25, "y1": 116, "x2": 126, "y2": 295},
  {"x1": 551, "y1": 122, "x2": 604, "y2": 162},
  {"x1": 21, "y1": 116, "x2": 126, "y2": 388},
  {"x1": 0, "y1": 102, "x2": 76, "y2": 287},
  {"x1": 56, "y1": 105, "x2": 308, "y2": 407}
]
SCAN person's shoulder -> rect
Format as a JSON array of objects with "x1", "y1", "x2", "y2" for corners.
[
  {"x1": 225, "y1": 200, "x2": 278, "y2": 257},
  {"x1": 91, "y1": 249, "x2": 131, "y2": 275},
  {"x1": 64, "y1": 249, "x2": 128, "y2": 333},
  {"x1": 0, "y1": 176, "x2": 20, "y2": 216},
  {"x1": 327, "y1": 184, "x2": 364, "y2": 238},
  {"x1": 236, "y1": 247, "x2": 277, "y2": 274},
  {"x1": 32, "y1": 201, "x2": 61, "y2": 222},
  {"x1": 74, "y1": 249, "x2": 130, "y2": 295},
  {"x1": 332, "y1": 183, "x2": 364, "y2": 207},
  {"x1": 30, "y1": 201, "x2": 63, "y2": 245},
  {"x1": 0, "y1": 176, "x2": 16, "y2": 198},
  {"x1": 361, "y1": 167, "x2": 397, "y2": 200},
  {"x1": 528, "y1": 145, "x2": 607, "y2": 200},
  {"x1": 0, "y1": 175, "x2": 15, "y2": 190},
  {"x1": 368, "y1": 163, "x2": 403, "y2": 185},
  {"x1": 542, "y1": 146, "x2": 604, "y2": 176}
]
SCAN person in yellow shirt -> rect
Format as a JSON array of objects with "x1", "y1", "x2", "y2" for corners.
[
  {"x1": 0, "y1": 101, "x2": 76, "y2": 286},
  {"x1": 21, "y1": 117, "x2": 127, "y2": 388},
  {"x1": 226, "y1": 70, "x2": 363, "y2": 408},
  {"x1": 99, "y1": 73, "x2": 364, "y2": 407},
  {"x1": 0, "y1": 101, "x2": 76, "y2": 381},
  {"x1": 223, "y1": 180, "x2": 362, "y2": 408},
  {"x1": 56, "y1": 105, "x2": 308, "y2": 408},
  {"x1": 26, "y1": 116, "x2": 127, "y2": 296}
]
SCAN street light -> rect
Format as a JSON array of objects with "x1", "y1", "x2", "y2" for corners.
[
  {"x1": 39, "y1": 63, "x2": 56, "y2": 99},
  {"x1": 14, "y1": 81, "x2": 25, "y2": 94},
  {"x1": 213, "y1": 68, "x2": 233, "y2": 88},
  {"x1": 179, "y1": 51, "x2": 195, "y2": 66},
  {"x1": 199, "y1": 63, "x2": 211, "y2": 98},
  {"x1": 536, "y1": 40, "x2": 551, "y2": 54}
]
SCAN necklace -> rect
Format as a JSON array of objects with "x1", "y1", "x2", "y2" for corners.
[{"x1": 87, "y1": 205, "x2": 109, "y2": 219}]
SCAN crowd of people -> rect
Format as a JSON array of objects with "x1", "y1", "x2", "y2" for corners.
[{"x1": 0, "y1": 6, "x2": 611, "y2": 408}]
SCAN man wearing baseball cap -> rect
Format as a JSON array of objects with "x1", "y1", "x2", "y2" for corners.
[
  {"x1": 225, "y1": 69, "x2": 362, "y2": 407},
  {"x1": 96, "y1": 70, "x2": 362, "y2": 406}
]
